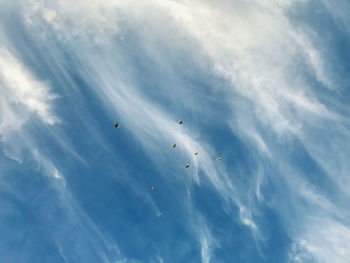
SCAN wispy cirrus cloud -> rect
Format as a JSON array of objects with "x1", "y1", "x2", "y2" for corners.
[
  {"x1": 289, "y1": 218, "x2": 350, "y2": 263},
  {"x1": 1, "y1": 0, "x2": 350, "y2": 262},
  {"x1": 0, "y1": 47, "x2": 58, "y2": 135}
]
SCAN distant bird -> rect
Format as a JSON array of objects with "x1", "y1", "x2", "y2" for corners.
[
  {"x1": 179, "y1": 120, "x2": 183, "y2": 124},
  {"x1": 115, "y1": 122, "x2": 119, "y2": 128},
  {"x1": 216, "y1": 157, "x2": 222, "y2": 162},
  {"x1": 186, "y1": 163, "x2": 190, "y2": 168},
  {"x1": 194, "y1": 152, "x2": 199, "y2": 155},
  {"x1": 152, "y1": 186, "x2": 156, "y2": 190},
  {"x1": 173, "y1": 143, "x2": 177, "y2": 148}
]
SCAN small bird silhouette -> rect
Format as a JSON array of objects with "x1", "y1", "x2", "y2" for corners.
[
  {"x1": 173, "y1": 143, "x2": 177, "y2": 148},
  {"x1": 217, "y1": 157, "x2": 222, "y2": 162},
  {"x1": 186, "y1": 163, "x2": 190, "y2": 168},
  {"x1": 115, "y1": 122, "x2": 119, "y2": 128},
  {"x1": 152, "y1": 186, "x2": 156, "y2": 190},
  {"x1": 194, "y1": 152, "x2": 199, "y2": 155},
  {"x1": 179, "y1": 120, "x2": 183, "y2": 124}
]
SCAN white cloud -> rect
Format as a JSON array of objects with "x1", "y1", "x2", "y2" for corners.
[
  {"x1": 289, "y1": 218, "x2": 350, "y2": 263},
  {"x1": 25, "y1": 0, "x2": 122, "y2": 43},
  {"x1": 0, "y1": 47, "x2": 58, "y2": 135},
  {"x1": 0, "y1": 45, "x2": 59, "y2": 168}
]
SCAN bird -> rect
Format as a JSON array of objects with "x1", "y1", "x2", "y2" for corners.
[
  {"x1": 152, "y1": 186, "x2": 156, "y2": 190},
  {"x1": 186, "y1": 163, "x2": 190, "y2": 168},
  {"x1": 179, "y1": 120, "x2": 183, "y2": 124},
  {"x1": 194, "y1": 152, "x2": 199, "y2": 155},
  {"x1": 217, "y1": 157, "x2": 222, "y2": 162},
  {"x1": 115, "y1": 122, "x2": 119, "y2": 128},
  {"x1": 173, "y1": 143, "x2": 177, "y2": 148}
]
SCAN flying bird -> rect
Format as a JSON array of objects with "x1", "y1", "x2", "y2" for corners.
[
  {"x1": 115, "y1": 122, "x2": 119, "y2": 128},
  {"x1": 179, "y1": 120, "x2": 183, "y2": 124},
  {"x1": 173, "y1": 143, "x2": 177, "y2": 148},
  {"x1": 152, "y1": 186, "x2": 156, "y2": 190},
  {"x1": 194, "y1": 152, "x2": 199, "y2": 155},
  {"x1": 186, "y1": 163, "x2": 190, "y2": 168},
  {"x1": 217, "y1": 157, "x2": 222, "y2": 162}
]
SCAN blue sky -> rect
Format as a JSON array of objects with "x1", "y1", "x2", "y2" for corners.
[{"x1": 1, "y1": 0, "x2": 350, "y2": 262}]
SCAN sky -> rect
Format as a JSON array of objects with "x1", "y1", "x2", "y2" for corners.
[{"x1": 1, "y1": 0, "x2": 350, "y2": 262}]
